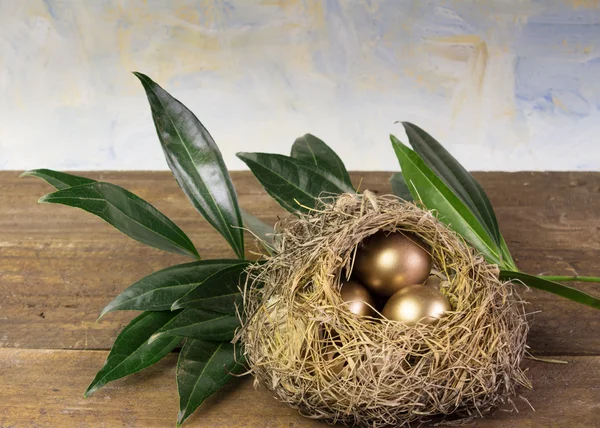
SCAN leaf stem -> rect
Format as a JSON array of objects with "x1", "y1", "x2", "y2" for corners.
[{"x1": 538, "y1": 275, "x2": 600, "y2": 283}]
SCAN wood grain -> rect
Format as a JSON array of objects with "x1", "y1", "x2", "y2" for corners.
[
  {"x1": 2, "y1": 171, "x2": 599, "y2": 354},
  {"x1": 1, "y1": 349, "x2": 598, "y2": 427},
  {"x1": 2, "y1": 170, "x2": 600, "y2": 426}
]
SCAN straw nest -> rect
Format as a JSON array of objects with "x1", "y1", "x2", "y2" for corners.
[{"x1": 237, "y1": 192, "x2": 530, "y2": 427}]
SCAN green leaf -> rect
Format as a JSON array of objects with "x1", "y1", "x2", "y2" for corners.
[
  {"x1": 150, "y1": 308, "x2": 239, "y2": 342},
  {"x1": 401, "y1": 123, "x2": 518, "y2": 270},
  {"x1": 21, "y1": 169, "x2": 96, "y2": 190},
  {"x1": 290, "y1": 133, "x2": 353, "y2": 188},
  {"x1": 537, "y1": 275, "x2": 600, "y2": 284},
  {"x1": 134, "y1": 72, "x2": 244, "y2": 259},
  {"x1": 391, "y1": 135, "x2": 502, "y2": 265},
  {"x1": 240, "y1": 208, "x2": 275, "y2": 254},
  {"x1": 499, "y1": 270, "x2": 600, "y2": 310},
  {"x1": 176, "y1": 339, "x2": 245, "y2": 426},
  {"x1": 402, "y1": 123, "x2": 500, "y2": 242},
  {"x1": 171, "y1": 262, "x2": 250, "y2": 313},
  {"x1": 390, "y1": 172, "x2": 413, "y2": 201},
  {"x1": 99, "y1": 260, "x2": 248, "y2": 318},
  {"x1": 499, "y1": 235, "x2": 518, "y2": 271},
  {"x1": 39, "y1": 182, "x2": 200, "y2": 259},
  {"x1": 237, "y1": 152, "x2": 354, "y2": 214},
  {"x1": 85, "y1": 311, "x2": 181, "y2": 397}
]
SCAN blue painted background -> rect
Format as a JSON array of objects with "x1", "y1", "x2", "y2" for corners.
[{"x1": 1, "y1": 0, "x2": 599, "y2": 171}]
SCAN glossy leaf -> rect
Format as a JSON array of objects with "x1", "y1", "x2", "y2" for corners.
[
  {"x1": 401, "y1": 123, "x2": 518, "y2": 269},
  {"x1": 240, "y1": 208, "x2": 275, "y2": 253},
  {"x1": 150, "y1": 308, "x2": 239, "y2": 342},
  {"x1": 499, "y1": 235, "x2": 518, "y2": 271},
  {"x1": 500, "y1": 270, "x2": 600, "y2": 309},
  {"x1": 85, "y1": 311, "x2": 181, "y2": 397},
  {"x1": 391, "y1": 136, "x2": 502, "y2": 265},
  {"x1": 171, "y1": 262, "x2": 250, "y2": 313},
  {"x1": 134, "y1": 72, "x2": 244, "y2": 259},
  {"x1": 402, "y1": 123, "x2": 500, "y2": 243},
  {"x1": 237, "y1": 152, "x2": 354, "y2": 213},
  {"x1": 99, "y1": 259, "x2": 247, "y2": 318},
  {"x1": 290, "y1": 133, "x2": 353, "y2": 188},
  {"x1": 21, "y1": 169, "x2": 96, "y2": 190},
  {"x1": 176, "y1": 339, "x2": 245, "y2": 426},
  {"x1": 39, "y1": 182, "x2": 200, "y2": 259},
  {"x1": 390, "y1": 172, "x2": 413, "y2": 201},
  {"x1": 537, "y1": 275, "x2": 600, "y2": 284}
]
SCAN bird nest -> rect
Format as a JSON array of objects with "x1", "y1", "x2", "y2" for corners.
[{"x1": 237, "y1": 192, "x2": 530, "y2": 427}]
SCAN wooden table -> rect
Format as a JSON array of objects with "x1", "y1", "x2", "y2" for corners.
[{"x1": 1, "y1": 171, "x2": 599, "y2": 427}]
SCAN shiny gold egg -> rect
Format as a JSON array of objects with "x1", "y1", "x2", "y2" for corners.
[
  {"x1": 423, "y1": 275, "x2": 441, "y2": 289},
  {"x1": 354, "y1": 231, "x2": 433, "y2": 296},
  {"x1": 382, "y1": 284, "x2": 451, "y2": 326},
  {"x1": 339, "y1": 280, "x2": 376, "y2": 317},
  {"x1": 424, "y1": 270, "x2": 448, "y2": 290}
]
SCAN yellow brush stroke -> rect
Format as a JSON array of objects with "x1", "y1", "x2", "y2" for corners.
[
  {"x1": 564, "y1": 0, "x2": 600, "y2": 9},
  {"x1": 428, "y1": 35, "x2": 483, "y2": 45},
  {"x1": 552, "y1": 96, "x2": 569, "y2": 112},
  {"x1": 260, "y1": 0, "x2": 303, "y2": 11},
  {"x1": 451, "y1": 40, "x2": 489, "y2": 118},
  {"x1": 422, "y1": 35, "x2": 486, "y2": 62},
  {"x1": 303, "y1": 0, "x2": 325, "y2": 28},
  {"x1": 102, "y1": 0, "x2": 230, "y2": 86}
]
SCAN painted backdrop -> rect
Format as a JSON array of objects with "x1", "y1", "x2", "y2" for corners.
[{"x1": 1, "y1": 0, "x2": 600, "y2": 171}]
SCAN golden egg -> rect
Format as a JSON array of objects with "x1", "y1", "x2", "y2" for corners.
[
  {"x1": 354, "y1": 231, "x2": 433, "y2": 296},
  {"x1": 382, "y1": 284, "x2": 451, "y2": 326},
  {"x1": 424, "y1": 270, "x2": 448, "y2": 290},
  {"x1": 423, "y1": 275, "x2": 441, "y2": 289},
  {"x1": 339, "y1": 280, "x2": 376, "y2": 317}
]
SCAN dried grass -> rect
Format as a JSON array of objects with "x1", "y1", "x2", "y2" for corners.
[{"x1": 236, "y1": 192, "x2": 530, "y2": 427}]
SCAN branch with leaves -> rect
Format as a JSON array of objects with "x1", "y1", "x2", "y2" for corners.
[{"x1": 22, "y1": 73, "x2": 600, "y2": 426}]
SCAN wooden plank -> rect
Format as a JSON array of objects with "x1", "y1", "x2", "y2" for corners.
[
  {"x1": 472, "y1": 172, "x2": 600, "y2": 357},
  {"x1": 0, "y1": 348, "x2": 598, "y2": 427},
  {"x1": 1, "y1": 171, "x2": 599, "y2": 354}
]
